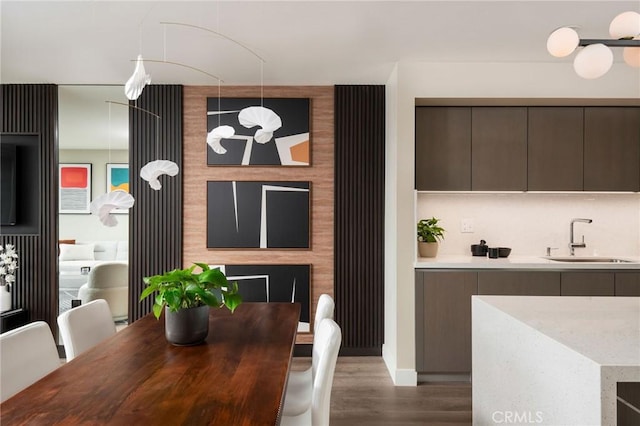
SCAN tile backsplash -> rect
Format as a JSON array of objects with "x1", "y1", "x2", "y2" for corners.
[{"x1": 416, "y1": 192, "x2": 640, "y2": 257}]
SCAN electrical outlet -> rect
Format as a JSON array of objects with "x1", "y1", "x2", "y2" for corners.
[{"x1": 461, "y1": 218, "x2": 474, "y2": 233}]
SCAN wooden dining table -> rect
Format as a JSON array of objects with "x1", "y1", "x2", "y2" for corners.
[{"x1": 0, "y1": 302, "x2": 301, "y2": 426}]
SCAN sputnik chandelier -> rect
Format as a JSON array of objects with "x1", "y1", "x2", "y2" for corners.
[{"x1": 547, "y1": 11, "x2": 640, "y2": 79}]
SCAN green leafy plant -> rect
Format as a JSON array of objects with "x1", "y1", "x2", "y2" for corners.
[
  {"x1": 141, "y1": 263, "x2": 242, "y2": 319},
  {"x1": 417, "y1": 217, "x2": 445, "y2": 243}
]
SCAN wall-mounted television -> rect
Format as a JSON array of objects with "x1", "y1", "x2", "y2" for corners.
[
  {"x1": 0, "y1": 143, "x2": 17, "y2": 226},
  {"x1": 1, "y1": 134, "x2": 40, "y2": 235}
]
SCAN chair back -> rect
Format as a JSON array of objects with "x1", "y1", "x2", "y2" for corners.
[
  {"x1": 0, "y1": 321, "x2": 60, "y2": 402},
  {"x1": 87, "y1": 262, "x2": 128, "y2": 289},
  {"x1": 57, "y1": 299, "x2": 116, "y2": 361},
  {"x1": 313, "y1": 294, "x2": 335, "y2": 335},
  {"x1": 311, "y1": 319, "x2": 342, "y2": 426},
  {"x1": 311, "y1": 294, "x2": 335, "y2": 375}
]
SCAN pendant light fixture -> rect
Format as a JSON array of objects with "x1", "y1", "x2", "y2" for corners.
[{"x1": 547, "y1": 10, "x2": 640, "y2": 79}]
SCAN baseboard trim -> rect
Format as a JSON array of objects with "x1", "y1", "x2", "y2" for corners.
[
  {"x1": 294, "y1": 344, "x2": 382, "y2": 357},
  {"x1": 395, "y1": 368, "x2": 418, "y2": 386},
  {"x1": 293, "y1": 344, "x2": 312, "y2": 357},
  {"x1": 418, "y1": 373, "x2": 471, "y2": 383},
  {"x1": 339, "y1": 347, "x2": 382, "y2": 356},
  {"x1": 382, "y1": 343, "x2": 417, "y2": 386}
]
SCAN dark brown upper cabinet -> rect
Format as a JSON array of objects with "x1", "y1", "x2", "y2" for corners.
[
  {"x1": 415, "y1": 107, "x2": 471, "y2": 191},
  {"x1": 584, "y1": 107, "x2": 640, "y2": 192},
  {"x1": 415, "y1": 104, "x2": 639, "y2": 192},
  {"x1": 471, "y1": 107, "x2": 527, "y2": 191},
  {"x1": 528, "y1": 107, "x2": 584, "y2": 191}
]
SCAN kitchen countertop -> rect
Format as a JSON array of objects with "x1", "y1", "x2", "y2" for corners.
[
  {"x1": 416, "y1": 254, "x2": 640, "y2": 269},
  {"x1": 472, "y1": 296, "x2": 640, "y2": 425},
  {"x1": 475, "y1": 295, "x2": 640, "y2": 366}
]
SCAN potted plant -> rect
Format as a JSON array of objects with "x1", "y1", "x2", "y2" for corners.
[
  {"x1": 0, "y1": 243, "x2": 19, "y2": 312},
  {"x1": 141, "y1": 262, "x2": 242, "y2": 346},
  {"x1": 417, "y1": 217, "x2": 445, "y2": 258}
]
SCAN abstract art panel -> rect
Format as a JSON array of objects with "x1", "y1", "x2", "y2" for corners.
[
  {"x1": 207, "y1": 181, "x2": 310, "y2": 249},
  {"x1": 206, "y1": 98, "x2": 310, "y2": 166},
  {"x1": 106, "y1": 163, "x2": 129, "y2": 192},
  {"x1": 106, "y1": 163, "x2": 129, "y2": 213},
  {"x1": 59, "y1": 163, "x2": 91, "y2": 214},
  {"x1": 215, "y1": 264, "x2": 311, "y2": 332}
]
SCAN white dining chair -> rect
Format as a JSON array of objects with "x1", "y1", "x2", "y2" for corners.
[
  {"x1": 281, "y1": 318, "x2": 342, "y2": 426},
  {"x1": 283, "y1": 294, "x2": 335, "y2": 415},
  {"x1": 0, "y1": 321, "x2": 61, "y2": 403},
  {"x1": 57, "y1": 299, "x2": 116, "y2": 361}
]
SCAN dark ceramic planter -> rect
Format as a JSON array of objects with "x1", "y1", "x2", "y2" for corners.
[{"x1": 165, "y1": 305, "x2": 210, "y2": 346}]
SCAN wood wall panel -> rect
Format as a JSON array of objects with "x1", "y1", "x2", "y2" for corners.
[
  {"x1": 0, "y1": 84, "x2": 58, "y2": 333},
  {"x1": 334, "y1": 85, "x2": 385, "y2": 355},
  {"x1": 183, "y1": 86, "x2": 334, "y2": 344},
  {"x1": 128, "y1": 85, "x2": 183, "y2": 322}
]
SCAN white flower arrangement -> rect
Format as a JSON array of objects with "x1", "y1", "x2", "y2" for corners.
[{"x1": 0, "y1": 244, "x2": 19, "y2": 286}]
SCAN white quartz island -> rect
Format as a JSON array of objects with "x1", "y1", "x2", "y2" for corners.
[{"x1": 472, "y1": 296, "x2": 640, "y2": 426}]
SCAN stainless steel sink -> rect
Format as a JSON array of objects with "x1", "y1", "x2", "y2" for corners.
[{"x1": 545, "y1": 256, "x2": 636, "y2": 263}]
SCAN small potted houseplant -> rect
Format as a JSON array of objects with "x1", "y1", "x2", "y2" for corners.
[
  {"x1": 141, "y1": 263, "x2": 242, "y2": 346},
  {"x1": 417, "y1": 217, "x2": 445, "y2": 258}
]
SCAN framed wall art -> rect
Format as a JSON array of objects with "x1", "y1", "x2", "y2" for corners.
[
  {"x1": 207, "y1": 181, "x2": 310, "y2": 249},
  {"x1": 59, "y1": 163, "x2": 91, "y2": 214},
  {"x1": 106, "y1": 163, "x2": 129, "y2": 213},
  {"x1": 214, "y1": 264, "x2": 311, "y2": 332},
  {"x1": 206, "y1": 98, "x2": 310, "y2": 166}
]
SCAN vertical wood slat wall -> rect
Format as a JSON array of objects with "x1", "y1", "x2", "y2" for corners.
[
  {"x1": 0, "y1": 84, "x2": 58, "y2": 331},
  {"x1": 128, "y1": 85, "x2": 183, "y2": 321},
  {"x1": 334, "y1": 85, "x2": 385, "y2": 355}
]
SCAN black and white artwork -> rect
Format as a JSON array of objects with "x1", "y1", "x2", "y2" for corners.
[
  {"x1": 215, "y1": 264, "x2": 311, "y2": 332},
  {"x1": 207, "y1": 181, "x2": 310, "y2": 249},
  {"x1": 206, "y1": 98, "x2": 310, "y2": 166}
]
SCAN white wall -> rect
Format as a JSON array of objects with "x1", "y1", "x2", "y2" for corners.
[
  {"x1": 417, "y1": 193, "x2": 640, "y2": 257},
  {"x1": 384, "y1": 65, "x2": 402, "y2": 383},
  {"x1": 59, "y1": 149, "x2": 129, "y2": 241},
  {"x1": 384, "y1": 60, "x2": 640, "y2": 385}
]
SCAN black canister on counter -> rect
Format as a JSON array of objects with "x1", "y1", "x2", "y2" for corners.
[
  {"x1": 470, "y1": 240, "x2": 488, "y2": 256},
  {"x1": 488, "y1": 247, "x2": 500, "y2": 258}
]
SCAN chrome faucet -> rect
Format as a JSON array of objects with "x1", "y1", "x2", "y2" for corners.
[{"x1": 569, "y1": 218, "x2": 593, "y2": 255}]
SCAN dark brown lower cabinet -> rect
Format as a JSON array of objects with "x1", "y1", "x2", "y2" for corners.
[
  {"x1": 416, "y1": 269, "x2": 637, "y2": 376},
  {"x1": 561, "y1": 272, "x2": 615, "y2": 296},
  {"x1": 415, "y1": 271, "x2": 477, "y2": 373},
  {"x1": 477, "y1": 271, "x2": 560, "y2": 295},
  {"x1": 618, "y1": 382, "x2": 640, "y2": 426},
  {"x1": 615, "y1": 273, "x2": 640, "y2": 296}
]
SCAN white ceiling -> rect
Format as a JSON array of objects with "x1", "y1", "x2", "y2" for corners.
[
  {"x1": 2, "y1": 1, "x2": 639, "y2": 149},
  {"x1": 2, "y1": 1, "x2": 638, "y2": 86}
]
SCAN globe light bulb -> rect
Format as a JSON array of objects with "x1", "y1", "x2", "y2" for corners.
[
  {"x1": 623, "y1": 42, "x2": 640, "y2": 67},
  {"x1": 547, "y1": 27, "x2": 579, "y2": 57},
  {"x1": 573, "y1": 44, "x2": 614, "y2": 79},
  {"x1": 609, "y1": 11, "x2": 640, "y2": 39}
]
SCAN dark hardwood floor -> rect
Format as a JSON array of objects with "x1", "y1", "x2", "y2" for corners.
[{"x1": 292, "y1": 356, "x2": 472, "y2": 425}]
